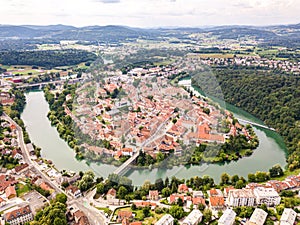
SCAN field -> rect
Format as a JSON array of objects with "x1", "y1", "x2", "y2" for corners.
[
  {"x1": 2, "y1": 65, "x2": 60, "y2": 76},
  {"x1": 16, "y1": 183, "x2": 32, "y2": 197}
]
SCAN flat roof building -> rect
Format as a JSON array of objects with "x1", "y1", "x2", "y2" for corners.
[
  {"x1": 182, "y1": 209, "x2": 203, "y2": 225},
  {"x1": 280, "y1": 208, "x2": 297, "y2": 225},
  {"x1": 218, "y1": 209, "x2": 236, "y2": 225}
]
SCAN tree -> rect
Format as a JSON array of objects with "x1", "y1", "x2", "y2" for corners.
[
  {"x1": 259, "y1": 203, "x2": 268, "y2": 212},
  {"x1": 155, "y1": 178, "x2": 164, "y2": 191},
  {"x1": 117, "y1": 186, "x2": 128, "y2": 199},
  {"x1": 269, "y1": 164, "x2": 284, "y2": 177},
  {"x1": 142, "y1": 206, "x2": 151, "y2": 218},
  {"x1": 55, "y1": 193, "x2": 67, "y2": 204},
  {"x1": 77, "y1": 171, "x2": 95, "y2": 191},
  {"x1": 169, "y1": 205, "x2": 185, "y2": 219},
  {"x1": 235, "y1": 180, "x2": 245, "y2": 189},
  {"x1": 231, "y1": 175, "x2": 239, "y2": 185},
  {"x1": 220, "y1": 173, "x2": 230, "y2": 185},
  {"x1": 248, "y1": 173, "x2": 256, "y2": 182},
  {"x1": 164, "y1": 177, "x2": 169, "y2": 188},
  {"x1": 96, "y1": 183, "x2": 106, "y2": 195},
  {"x1": 162, "y1": 187, "x2": 171, "y2": 198},
  {"x1": 203, "y1": 208, "x2": 212, "y2": 223},
  {"x1": 198, "y1": 203, "x2": 205, "y2": 211}
]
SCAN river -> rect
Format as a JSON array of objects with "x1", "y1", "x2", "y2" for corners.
[{"x1": 21, "y1": 91, "x2": 287, "y2": 186}]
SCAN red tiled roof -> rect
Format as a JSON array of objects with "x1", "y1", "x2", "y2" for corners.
[
  {"x1": 192, "y1": 197, "x2": 206, "y2": 205},
  {"x1": 107, "y1": 188, "x2": 116, "y2": 197},
  {"x1": 5, "y1": 205, "x2": 32, "y2": 222},
  {"x1": 5, "y1": 186, "x2": 16, "y2": 198},
  {"x1": 178, "y1": 184, "x2": 189, "y2": 192},
  {"x1": 209, "y1": 196, "x2": 225, "y2": 207}
]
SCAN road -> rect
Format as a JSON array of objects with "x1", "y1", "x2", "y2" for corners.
[{"x1": 2, "y1": 113, "x2": 107, "y2": 225}]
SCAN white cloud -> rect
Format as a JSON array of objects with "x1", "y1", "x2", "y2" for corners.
[{"x1": 0, "y1": 0, "x2": 299, "y2": 27}]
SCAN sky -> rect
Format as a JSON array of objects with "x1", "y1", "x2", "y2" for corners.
[{"x1": 0, "y1": 0, "x2": 299, "y2": 27}]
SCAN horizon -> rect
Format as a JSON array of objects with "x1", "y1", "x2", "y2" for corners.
[
  {"x1": 1, "y1": 0, "x2": 299, "y2": 28},
  {"x1": 1, "y1": 22, "x2": 299, "y2": 29}
]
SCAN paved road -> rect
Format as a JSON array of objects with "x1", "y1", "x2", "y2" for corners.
[{"x1": 3, "y1": 113, "x2": 107, "y2": 225}]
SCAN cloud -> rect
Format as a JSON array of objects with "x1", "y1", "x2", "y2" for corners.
[{"x1": 96, "y1": 0, "x2": 120, "y2": 3}]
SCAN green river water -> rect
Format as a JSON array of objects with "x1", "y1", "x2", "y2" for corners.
[{"x1": 21, "y1": 91, "x2": 287, "y2": 186}]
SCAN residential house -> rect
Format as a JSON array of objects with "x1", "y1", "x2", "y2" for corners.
[
  {"x1": 5, "y1": 185, "x2": 16, "y2": 199},
  {"x1": 192, "y1": 197, "x2": 206, "y2": 207},
  {"x1": 178, "y1": 184, "x2": 190, "y2": 193},
  {"x1": 133, "y1": 201, "x2": 157, "y2": 209},
  {"x1": 0, "y1": 175, "x2": 17, "y2": 192},
  {"x1": 74, "y1": 210, "x2": 90, "y2": 225},
  {"x1": 208, "y1": 189, "x2": 223, "y2": 197},
  {"x1": 280, "y1": 208, "x2": 297, "y2": 225},
  {"x1": 169, "y1": 194, "x2": 185, "y2": 204},
  {"x1": 149, "y1": 190, "x2": 159, "y2": 201},
  {"x1": 117, "y1": 210, "x2": 133, "y2": 222},
  {"x1": 218, "y1": 209, "x2": 236, "y2": 225},
  {"x1": 193, "y1": 190, "x2": 204, "y2": 198},
  {"x1": 223, "y1": 186, "x2": 235, "y2": 198},
  {"x1": 11, "y1": 149, "x2": 23, "y2": 161},
  {"x1": 182, "y1": 209, "x2": 203, "y2": 225},
  {"x1": 66, "y1": 185, "x2": 82, "y2": 198},
  {"x1": 266, "y1": 180, "x2": 289, "y2": 193},
  {"x1": 253, "y1": 187, "x2": 281, "y2": 206},
  {"x1": 26, "y1": 143, "x2": 35, "y2": 156},
  {"x1": 14, "y1": 163, "x2": 29, "y2": 174},
  {"x1": 121, "y1": 148, "x2": 133, "y2": 157},
  {"x1": 155, "y1": 214, "x2": 174, "y2": 225},
  {"x1": 227, "y1": 189, "x2": 256, "y2": 207},
  {"x1": 107, "y1": 188, "x2": 117, "y2": 201},
  {"x1": 0, "y1": 197, "x2": 6, "y2": 207},
  {"x1": 247, "y1": 208, "x2": 267, "y2": 225},
  {"x1": 209, "y1": 196, "x2": 225, "y2": 210},
  {"x1": 4, "y1": 205, "x2": 33, "y2": 225}
]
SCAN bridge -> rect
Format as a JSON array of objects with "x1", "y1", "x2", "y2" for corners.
[
  {"x1": 15, "y1": 78, "x2": 83, "y2": 89},
  {"x1": 113, "y1": 151, "x2": 140, "y2": 176},
  {"x1": 236, "y1": 117, "x2": 275, "y2": 131}
]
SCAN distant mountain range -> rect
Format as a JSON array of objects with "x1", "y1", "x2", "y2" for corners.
[{"x1": 0, "y1": 23, "x2": 299, "y2": 47}]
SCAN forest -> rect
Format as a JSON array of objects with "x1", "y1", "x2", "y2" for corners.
[
  {"x1": 0, "y1": 49, "x2": 96, "y2": 69},
  {"x1": 192, "y1": 68, "x2": 300, "y2": 170}
]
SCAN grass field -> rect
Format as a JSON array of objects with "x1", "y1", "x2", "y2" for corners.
[{"x1": 16, "y1": 183, "x2": 32, "y2": 197}]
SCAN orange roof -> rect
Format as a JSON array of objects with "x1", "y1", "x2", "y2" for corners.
[
  {"x1": 107, "y1": 188, "x2": 116, "y2": 196},
  {"x1": 192, "y1": 197, "x2": 206, "y2": 205},
  {"x1": 122, "y1": 148, "x2": 133, "y2": 153},
  {"x1": 118, "y1": 210, "x2": 132, "y2": 218},
  {"x1": 178, "y1": 184, "x2": 189, "y2": 192},
  {"x1": 40, "y1": 182, "x2": 52, "y2": 191},
  {"x1": 197, "y1": 123, "x2": 224, "y2": 142},
  {"x1": 5, "y1": 186, "x2": 16, "y2": 198},
  {"x1": 130, "y1": 222, "x2": 142, "y2": 225},
  {"x1": 209, "y1": 196, "x2": 225, "y2": 207}
]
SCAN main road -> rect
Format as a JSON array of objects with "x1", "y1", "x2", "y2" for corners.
[{"x1": 2, "y1": 113, "x2": 107, "y2": 225}]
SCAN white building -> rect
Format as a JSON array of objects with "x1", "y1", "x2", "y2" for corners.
[
  {"x1": 280, "y1": 208, "x2": 297, "y2": 225},
  {"x1": 253, "y1": 187, "x2": 281, "y2": 206},
  {"x1": 247, "y1": 208, "x2": 268, "y2": 225},
  {"x1": 218, "y1": 209, "x2": 236, "y2": 225},
  {"x1": 155, "y1": 214, "x2": 174, "y2": 225},
  {"x1": 4, "y1": 205, "x2": 33, "y2": 225},
  {"x1": 182, "y1": 209, "x2": 203, "y2": 225},
  {"x1": 227, "y1": 189, "x2": 256, "y2": 207}
]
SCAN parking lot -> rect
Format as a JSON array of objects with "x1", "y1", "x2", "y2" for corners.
[{"x1": 22, "y1": 190, "x2": 49, "y2": 214}]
